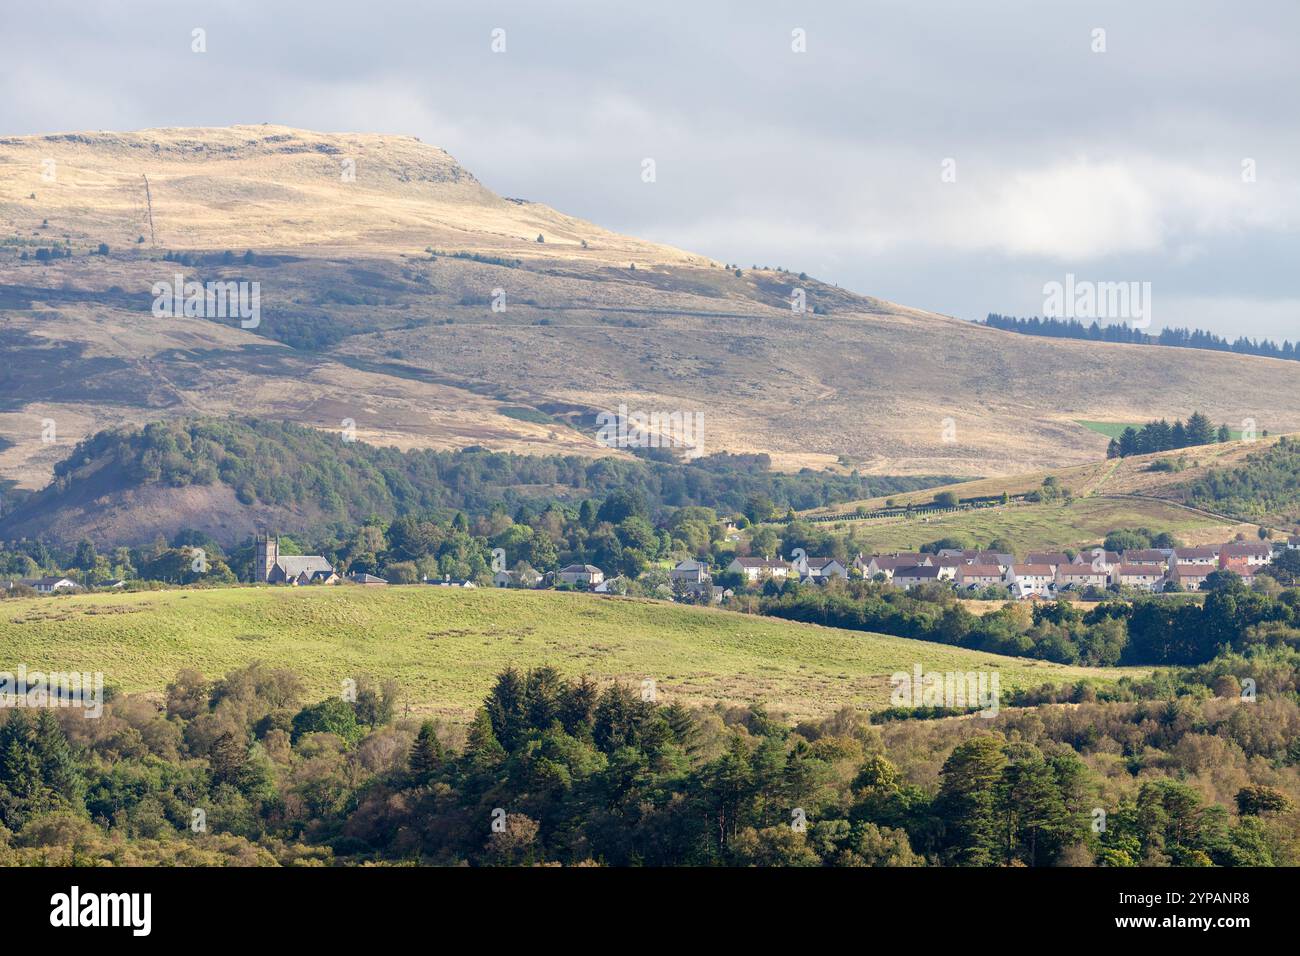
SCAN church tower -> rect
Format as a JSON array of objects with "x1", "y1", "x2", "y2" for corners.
[{"x1": 254, "y1": 533, "x2": 280, "y2": 582}]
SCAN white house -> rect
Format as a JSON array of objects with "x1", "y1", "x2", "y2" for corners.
[
  {"x1": 7, "y1": 576, "x2": 79, "y2": 594},
  {"x1": 1054, "y1": 566, "x2": 1108, "y2": 591},
  {"x1": 670, "y1": 559, "x2": 710, "y2": 584},
  {"x1": 1007, "y1": 564, "x2": 1055, "y2": 598},
  {"x1": 892, "y1": 565, "x2": 943, "y2": 589},
  {"x1": 726, "y1": 556, "x2": 789, "y2": 582},
  {"x1": 1219, "y1": 542, "x2": 1273, "y2": 567},
  {"x1": 929, "y1": 555, "x2": 965, "y2": 577},
  {"x1": 1110, "y1": 565, "x2": 1165, "y2": 592},
  {"x1": 493, "y1": 566, "x2": 543, "y2": 589},
  {"x1": 1173, "y1": 546, "x2": 1219, "y2": 566},
  {"x1": 862, "y1": 554, "x2": 931, "y2": 580},
  {"x1": 557, "y1": 564, "x2": 605, "y2": 587},
  {"x1": 804, "y1": 557, "x2": 849, "y2": 581},
  {"x1": 1072, "y1": 549, "x2": 1121, "y2": 572}
]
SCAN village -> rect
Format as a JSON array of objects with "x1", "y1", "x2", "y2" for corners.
[
  {"x1": 722, "y1": 536, "x2": 1299, "y2": 599},
  {"x1": 7, "y1": 530, "x2": 1300, "y2": 603}
]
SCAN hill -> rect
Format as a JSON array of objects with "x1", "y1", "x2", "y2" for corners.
[
  {"x1": 796, "y1": 437, "x2": 1285, "y2": 552},
  {"x1": 0, "y1": 585, "x2": 1137, "y2": 723},
  {"x1": 4, "y1": 125, "x2": 1300, "y2": 493},
  {"x1": 1180, "y1": 436, "x2": 1300, "y2": 527},
  {"x1": 0, "y1": 417, "x2": 948, "y2": 547}
]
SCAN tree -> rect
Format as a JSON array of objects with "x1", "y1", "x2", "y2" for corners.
[
  {"x1": 291, "y1": 697, "x2": 363, "y2": 746},
  {"x1": 0, "y1": 711, "x2": 86, "y2": 830},
  {"x1": 936, "y1": 736, "x2": 1007, "y2": 865},
  {"x1": 596, "y1": 489, "x2": 646, "y2": 525},
  {"x1": 483, "y1": 812, "x2": 540, "y2": 865},
  {"x1": 1185, "y1": 411, "x2": 1215, "y2": 446},
  {"x1": 409, "y1": 721, "x2": 444, "y2": 781},
  {"x1": 994, "y1": 744, "x2": 1077, "y2": 866},
  {"x1": 484, "y1": 668, "x2": 528, "y2": 751},
  {"x1": 464, "y1": 708, "x2": 506, "y2": 768},
  {"x1": 744, "y1": 493, "x2": 776, "y2": 525},
  {"x1": 1235, "y1": 785, "x2": 1292, "y2": 816},
  {"x1": 209, "y1": 731, "x2": 254, "y2": 789}
]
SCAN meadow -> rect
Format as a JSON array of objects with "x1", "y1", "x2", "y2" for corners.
[
  {"x1": 0, "y1": 585, "x2": 1136, "y2": 723},
  {"x1": 805, "y1": 494, "x2": 1246, "y2": 553},
  {"x1": 1075, "y1": 420, "x2": 1249, "y2": 441}
]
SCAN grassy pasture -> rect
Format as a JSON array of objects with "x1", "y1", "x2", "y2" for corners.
[
  {"x1": 0, "y1": 586, "x2": 1139, "y2": 723},
  {"x1": 806, "y1": 495, "x2": 1245, "y2": 553},
  {"x1": 1075, "y1": 420, "x2": 1248, "y2": 441}
]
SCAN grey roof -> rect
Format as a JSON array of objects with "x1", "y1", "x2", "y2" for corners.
[
  {"x1": 1221, "y1": 541, "x2": 1272, "y2": 556},
  {"x1": 895, "y1": 565, "x2": 942, "y2": 579},
  {"x1": 1121, "y1": 549, "x2": 1169, "y2": 562},
  {"x1": 277, "y1": 556, "x2": 334, "y2": 576}
]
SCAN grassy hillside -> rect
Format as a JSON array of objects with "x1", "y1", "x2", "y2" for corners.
[
  {"x1": 797, "y1": 436, "x2": 1290, "y2": 551},
  {"x1": 4, "y1": 125, "x2": 1300, "y2": 492},
  {"x1": 1181, "y1": 436, "x2": 1300, "y2": 526},
  {"x1": 0, "y1": 586, "x2": 1135, "y2": 722},
  {"x1": 803, "y1": 495, "x2": 1249, "y2": 553},
  {"x1": 1076, "y1": 419, "x2": 1249, "y2": 442}
]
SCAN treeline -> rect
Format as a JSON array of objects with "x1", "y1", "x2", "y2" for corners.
[
  {"x1": 2, "y1": 456, "x2": 912, "y2": 586},
  {"x1": 24, "y1": 417, "x2": 947, "y2": 542},
  {"x1": 1105, "y1": 411, "x2": 1232, "y2": 458},
  {"x1": 1184, "y1": 436, "x2": 1300, "y2": 524},
  {"x1": 985, "y1": 313, "x2": 1300, "y2": 363},
  {"x1": 3, "y1": 657, "x2": 1297, "y2": 867},
  {"x1": 755, "y1": 572, "x2": 1300, "y2": 666}
]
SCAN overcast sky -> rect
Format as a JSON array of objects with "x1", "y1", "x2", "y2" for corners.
[{"x1": 4, "y1": 0, "x2": 1298, "y2": 340}]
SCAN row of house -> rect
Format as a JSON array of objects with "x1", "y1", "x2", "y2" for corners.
[
  {"x1": 493, "y1": 564, "x2": 607, "y2": 589},
  {"x1": 724, "y1": 555, "x2": 850, "y2": 584},
  {"x1": 2, "y1": 576, "x2": 83, "y2": 594},
  {"x1": 861, "y1": 538, "x2": 1289, "y2": 597}
]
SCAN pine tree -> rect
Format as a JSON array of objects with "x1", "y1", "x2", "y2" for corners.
[
  {"x1": 465, "y1": 708, "x2": 506, "y2": 768},
  {"x1": 484, "y1": 668, "x2": 527, "y2": 750},
  {"x1": 559, "y1": 675, "x2": 599, "y2": 738},
  {"x1": 1185, "y1": 411, "x2": 1216, "y2": 446},
  {"x1": 408, "y1": 721, "x2": 444, "y2": 781},
  {"x1": 936, "y1": 736, "x2": 1007, "y2": 865}
]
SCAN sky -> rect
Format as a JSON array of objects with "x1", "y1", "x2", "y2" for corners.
[{"x1": 3, "y1": 0, "x2": 1298, "y2": 340}]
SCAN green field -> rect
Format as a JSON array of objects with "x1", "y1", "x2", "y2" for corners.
[
  {"x1": 811, "y1": 495, "x2": 1239, "y2": 553},
  {"x1": 1075, "y1": 420, "x2": 1144, "y2": 439},
  {"x1": 0, "y1": 586, "x2": 1137, "y2": 722},
  {"x1": 1075, "y1": 420, "x2": 1246, "y2": 441}
]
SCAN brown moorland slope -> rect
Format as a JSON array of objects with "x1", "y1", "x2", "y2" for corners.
[{"x1": 3, "y1": 125, "x2": 1299, "y2": 494}]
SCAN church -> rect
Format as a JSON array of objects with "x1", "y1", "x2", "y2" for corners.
[{"x1": 254, "y1": 534, "x2": 338, "y2": 585}]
